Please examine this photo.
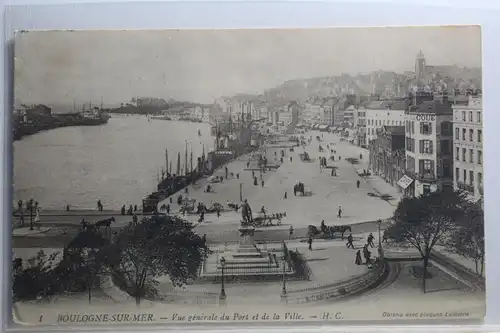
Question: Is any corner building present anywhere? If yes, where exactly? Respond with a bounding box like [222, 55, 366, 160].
[404, 93, 454, 197]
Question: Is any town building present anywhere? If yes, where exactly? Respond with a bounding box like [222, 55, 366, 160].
[365, 100, 407, 143]
[452, 94, 483, 201]
[321, 98, 336, 125]
[352, 105, 367, 147]
[368, 125, 407, 193]
[403, 93, 454, 197]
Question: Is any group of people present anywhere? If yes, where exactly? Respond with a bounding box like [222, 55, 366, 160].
[349, 232, 377, 266]
[16, 199, 41, 228]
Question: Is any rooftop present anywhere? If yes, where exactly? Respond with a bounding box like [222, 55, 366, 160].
[408, 100, 453, 115]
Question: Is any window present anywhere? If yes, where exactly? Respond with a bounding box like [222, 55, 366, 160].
[470, 170, 474, 186]
[456, 167, 460, 181]
[411, 121, 415, 134]
[441, 122, 452, 136]
[469, 111, 473, 122]
[455, 127, 459, 140]
[469, 129, 474, 141]
[478, 150, 482, 165]
[424, 160, 432, 172]
[470, 149, 474, 163]
[462, 111, 466, 121]
[443, 161, 451, 178]
[420, 122, 432, 135]
[462, 148, 466, 162]
[478, 129, 482, 143]
[463, 169, 467, 183]
[455, 147, 459, 160]
[478, 172, 483, 185]
[441, 140, 451, 155]
[477, 111, 482, 123]
[420, 140, 433, 154]
[462, 128, 466, 140]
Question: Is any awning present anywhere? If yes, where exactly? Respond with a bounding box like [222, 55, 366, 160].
[397, 175, 414, 189]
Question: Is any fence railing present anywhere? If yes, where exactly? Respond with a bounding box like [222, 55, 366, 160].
[285, 261, 387, 304]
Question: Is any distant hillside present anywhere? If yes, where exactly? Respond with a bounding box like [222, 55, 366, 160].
[258, 67, 482, 104]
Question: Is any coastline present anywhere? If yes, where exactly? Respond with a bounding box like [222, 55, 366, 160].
[14, 115, 110, 141]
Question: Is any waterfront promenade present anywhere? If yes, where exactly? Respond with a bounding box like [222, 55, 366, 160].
[12, 130, 401, 247]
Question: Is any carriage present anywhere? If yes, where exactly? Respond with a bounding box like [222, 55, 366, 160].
[251, 212, 286, 227]
[299, 152, 310, 162]
[307, 224, 352, 240]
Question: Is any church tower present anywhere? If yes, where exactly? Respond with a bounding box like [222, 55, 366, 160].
[415, 50, 426, 79]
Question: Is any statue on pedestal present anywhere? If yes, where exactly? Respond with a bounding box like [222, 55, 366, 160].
[241, 199, 253, 226]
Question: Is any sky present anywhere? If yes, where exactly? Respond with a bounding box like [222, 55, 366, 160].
[14, 26, 481, 105]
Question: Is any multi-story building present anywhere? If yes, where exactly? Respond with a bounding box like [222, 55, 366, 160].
[322, 98, 336, 125]
[368, 125, 407, 194]
[404, 93, 454, 197]
[365, 100, 407, 143]
[352, 106, 367, 147]
[453, 94, 483, 201]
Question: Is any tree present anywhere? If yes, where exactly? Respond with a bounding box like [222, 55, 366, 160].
[386, 189, 466, 292]
[107, 215, 210, 306]
[449, 204, 485, 276]
[58, 229, 111, 304]
[12, 250, 61, 301]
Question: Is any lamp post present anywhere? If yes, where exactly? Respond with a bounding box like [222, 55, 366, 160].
[28, 198, 34, 231]
[219, 257, 226, 302]
[280, 255, 287, 302]
[377, 219, 384, 261]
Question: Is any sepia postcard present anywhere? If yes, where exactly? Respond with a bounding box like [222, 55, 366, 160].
[11, 26, 485, 327]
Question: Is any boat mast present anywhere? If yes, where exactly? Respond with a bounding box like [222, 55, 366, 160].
[165, 148, 169, 175]
[184, 142, 188, 175]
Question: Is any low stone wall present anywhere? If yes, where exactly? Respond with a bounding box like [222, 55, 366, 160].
[284, 261, 388, 304]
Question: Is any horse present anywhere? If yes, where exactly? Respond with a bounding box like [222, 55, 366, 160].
[307, 225, 321, 238]
[95, 217, 115, 229]
[328, 225, 352, 240]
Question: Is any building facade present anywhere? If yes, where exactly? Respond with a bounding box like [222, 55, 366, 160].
[404, 95, 454, 197]
[365, 100, 407, 143]
[368, 126, 407, 192]
[453, 95, 483, 201]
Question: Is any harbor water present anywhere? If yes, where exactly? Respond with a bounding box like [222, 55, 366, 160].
[13, 115, 214, 210]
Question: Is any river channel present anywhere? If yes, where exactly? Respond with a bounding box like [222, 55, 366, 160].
[13, 115, 214, 210]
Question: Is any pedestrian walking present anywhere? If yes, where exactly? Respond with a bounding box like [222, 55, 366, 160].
[355, 250, 362, 265]
[254, 177, 258, 186]
[284, 192, 287, 199]
[346, 233, 354, 249]
[97, 200, 103, 211]
[236, 173, 239, 179]
[339, 156, 341, 160]
[166, 204, 171, 214]
[357, 180, 361, 188]
[35, 207, 41, 229]
[261, 180, 264, 187]
[19, 211, 24, 226]
[289, 226, 294, 240]
[134, 204, 138, 212]
[382, 232, 388, 243]
[308, 237, 313, 251]
[17, 200, 22, 212]
[217, 207, 221, 218]
[290, 156, 292, 162]
[367, 232, 375, 247]
[337, 206, 342, 218]
[132, 213, 138, 225]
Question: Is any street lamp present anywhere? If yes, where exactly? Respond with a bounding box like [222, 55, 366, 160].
[28, 198, 34, 231]
[280, 255, 287, 301]
[219, 257, 226, 301]
[377, 219, 384, 262]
